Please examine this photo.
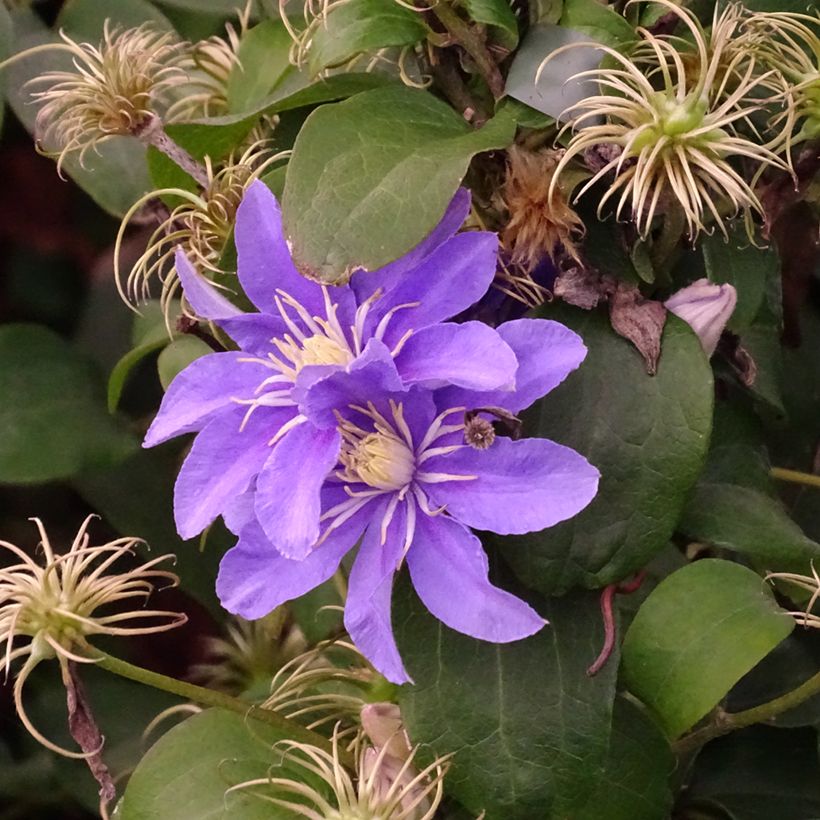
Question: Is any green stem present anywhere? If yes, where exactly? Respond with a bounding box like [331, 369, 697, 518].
[673, 668, 820, 756]
[771, 467, 820, 490]
[94, 653, 353, 767]
[430, 0, 505, 99]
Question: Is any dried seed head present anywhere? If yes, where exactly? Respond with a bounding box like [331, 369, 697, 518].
[228, 723, 450, 820]
[0, 516, 185, 756]
[115, 140, 285, 316]
[464, 414, 496, 450]
[501, 145, 585, 269]
[28, 23, 188, 175]
[165, 4, 252, 120]
[741, 10, 820, 144]
[543, 0, 793, 240]
[261, 639, 383, 738]
[190, 610, 308, 693]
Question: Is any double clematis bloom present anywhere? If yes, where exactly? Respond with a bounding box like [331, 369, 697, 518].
[145, 181, 599, 682]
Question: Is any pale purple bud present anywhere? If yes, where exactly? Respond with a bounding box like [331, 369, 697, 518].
[664, 278, 737, 356]
[360, 702, 411, 762]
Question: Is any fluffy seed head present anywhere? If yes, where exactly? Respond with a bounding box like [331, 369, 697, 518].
[544, 0, 793, 240]
[228, 724, 449, 820]
[0, 516, 184, 755]
[501, 145, 585, 268]
[28, 23, 188, 174]
[115, 140, 284, 316]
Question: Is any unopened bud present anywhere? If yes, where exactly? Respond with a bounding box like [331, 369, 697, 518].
[665, 278, 737, 356]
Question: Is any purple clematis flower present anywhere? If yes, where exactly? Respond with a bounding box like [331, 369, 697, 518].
[144, 181, 516, 558]
[216, 328, 599, 684]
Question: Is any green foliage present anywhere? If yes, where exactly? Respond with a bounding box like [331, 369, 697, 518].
[572, 698, 674, 820]
[225, 20, 295, 113]
[622, 559, 795, 738]
[282, 85, 516, 281]
[462, 0, 519, 49]
[157, 335, 213, 389]
[559, 0, 636, 46]
[0, 324, 135, 483]
[501, 308, 714, 595]
[306, 0, 428, 75]
[119, 709, 300, 820]
[679, 444, 820, 568]
[395, 579, 618, 819]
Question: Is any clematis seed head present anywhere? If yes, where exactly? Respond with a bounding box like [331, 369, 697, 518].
[0, 516, 185, 756]
[27, 23, 188, 176]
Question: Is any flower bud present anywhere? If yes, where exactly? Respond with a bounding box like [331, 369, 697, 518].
[664, 278, 737, 356]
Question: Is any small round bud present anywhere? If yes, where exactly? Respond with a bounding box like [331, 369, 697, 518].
[464, 415, 496, 450]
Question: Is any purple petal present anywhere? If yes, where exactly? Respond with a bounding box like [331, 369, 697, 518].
[365, 232, 499, 349]
[424, 436, 599, 534]
[235, 180, 326, 316]
[143, 352, 271, 447]
[175, 248, 242, 320]
[218, 314, 285, 355]
[394, 322, 517, 390]
[223, 486, 255, 536]
[217, 507, 370, 619]
[351, 188, 471, 302]
[407, 513, 546, 641]
[435, 319, 588, 414]
[345, 499, 410, 685]
[174, 407, 291, 539]
[254, 422, 341, 559]
[298, 339, 404, 429]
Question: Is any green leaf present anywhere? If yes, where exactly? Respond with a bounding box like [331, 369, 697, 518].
[501, 308, 713, 595]
[529, 0, 563, 24]
[307, 0, 428, 75]
[702, 226, 779, 332]
[395, 579, 618, 819]
[560, 0, 636, 46]
[200, 72, 393, 127]
[0, 324, 135, 484]
[226, 20, 294, 113]
[572, 698, 674, 820]
[622, 559, 794, 738]
[678, 445, 820, 568]
[119, 709, 299, 820]
[283, 86, 515, 281]
[462, 0, 519, 49]
[157, 336, 213, 390]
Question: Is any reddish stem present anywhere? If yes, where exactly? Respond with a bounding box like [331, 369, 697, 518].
[586, 571, 647, 677]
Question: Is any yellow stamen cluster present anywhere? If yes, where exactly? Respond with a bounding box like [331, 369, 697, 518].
[28, 23, 188, 175]
[338, 406, 416, 492]
[544, 0, 793, 240]
[0, 517, 184, 756]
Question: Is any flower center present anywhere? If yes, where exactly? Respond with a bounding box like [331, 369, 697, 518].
[341, 430, 415, 491]
[294, 333, 354, 371]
